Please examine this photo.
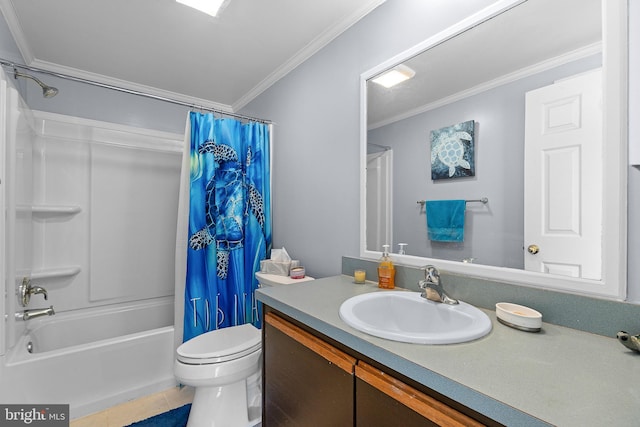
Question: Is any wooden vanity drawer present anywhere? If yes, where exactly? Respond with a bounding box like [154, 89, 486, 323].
[355, 361, 485, 427]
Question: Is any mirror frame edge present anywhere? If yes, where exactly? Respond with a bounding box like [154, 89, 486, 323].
[359, 0, 629, 300]
[601, 0, 628, 300]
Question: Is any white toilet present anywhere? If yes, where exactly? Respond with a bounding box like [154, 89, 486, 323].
[174, 272, 314, 427]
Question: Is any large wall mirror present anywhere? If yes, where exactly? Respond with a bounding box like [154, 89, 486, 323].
[359, 0, 628, 299]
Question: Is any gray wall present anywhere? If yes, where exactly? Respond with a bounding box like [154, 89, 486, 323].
[240, 0, 640, 302]
[240, 0, 499, 277]
[368, 55, 600, 269]
[2, 0, 639, 301]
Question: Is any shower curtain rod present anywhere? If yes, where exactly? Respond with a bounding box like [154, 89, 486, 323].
[0, 59, 272, 124]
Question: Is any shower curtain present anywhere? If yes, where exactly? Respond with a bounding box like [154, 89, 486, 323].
[177, 112, 271, 343]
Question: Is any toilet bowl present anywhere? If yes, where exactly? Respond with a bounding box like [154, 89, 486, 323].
[174, 324, 262, 427]
[175, 272, 315, 426]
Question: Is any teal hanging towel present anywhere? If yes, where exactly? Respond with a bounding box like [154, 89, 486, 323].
[425, 200, 466, 242]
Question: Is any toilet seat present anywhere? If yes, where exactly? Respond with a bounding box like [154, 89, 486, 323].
[177, 323, 261, 365]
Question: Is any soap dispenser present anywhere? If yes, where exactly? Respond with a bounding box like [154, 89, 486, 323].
[377, 244, 396, 289]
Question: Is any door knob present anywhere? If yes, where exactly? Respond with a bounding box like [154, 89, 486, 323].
[527, 244, 539, 255]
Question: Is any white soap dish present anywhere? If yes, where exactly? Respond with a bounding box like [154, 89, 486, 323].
[495, 302, 542, 332]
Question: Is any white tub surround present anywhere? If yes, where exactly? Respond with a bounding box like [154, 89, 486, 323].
[1, 69, 183, 420]
[0, 298, 175, 419]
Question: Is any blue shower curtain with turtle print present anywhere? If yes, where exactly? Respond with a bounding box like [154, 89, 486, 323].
[183, 112, 271, 342]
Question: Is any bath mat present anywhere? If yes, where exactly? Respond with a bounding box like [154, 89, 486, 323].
[126, 404, 191, 427]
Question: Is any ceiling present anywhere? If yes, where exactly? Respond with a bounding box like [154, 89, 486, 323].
[367, 0, 602, 128]
[0, 0, 385, 112]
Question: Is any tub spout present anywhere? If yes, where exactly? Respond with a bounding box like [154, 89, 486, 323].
[15, 306, 55, 321]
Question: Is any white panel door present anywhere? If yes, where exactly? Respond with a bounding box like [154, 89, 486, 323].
[524, 69, 602, 279]
[366, 150, 392, 252]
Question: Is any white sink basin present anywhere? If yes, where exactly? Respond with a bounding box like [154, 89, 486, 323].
[339, 291, 492, 344]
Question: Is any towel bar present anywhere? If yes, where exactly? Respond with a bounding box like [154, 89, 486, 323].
[417, 197, 488, 206]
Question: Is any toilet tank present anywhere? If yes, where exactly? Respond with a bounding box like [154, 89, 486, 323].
[255, 272, 314, 287]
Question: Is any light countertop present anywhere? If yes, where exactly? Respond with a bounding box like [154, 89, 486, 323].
[256, 275, 640, 427]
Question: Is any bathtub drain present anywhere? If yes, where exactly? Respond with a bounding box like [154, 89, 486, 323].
[26, 341, 33, 353]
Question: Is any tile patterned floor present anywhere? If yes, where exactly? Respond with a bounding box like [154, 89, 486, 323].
[70, 386, 195, 427]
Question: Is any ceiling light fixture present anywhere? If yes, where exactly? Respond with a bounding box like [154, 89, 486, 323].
[176, 0, 229, 17]
[371, 64, 416, 88]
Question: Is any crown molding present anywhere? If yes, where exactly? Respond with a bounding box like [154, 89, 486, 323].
[368, 42, 603, 130]
[29, 58, 235, 113]
[233, 0, 387, 111]
[0, 0, 34, 63]
[2, 0, 386, 113]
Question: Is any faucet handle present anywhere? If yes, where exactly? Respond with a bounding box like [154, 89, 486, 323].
[421, 265, 440, 284]
[31, 285, 48, 300]
[418, 266, 459, 305]
[17, 277, 48, 307]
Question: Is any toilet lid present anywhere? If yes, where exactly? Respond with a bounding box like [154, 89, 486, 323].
[177, 323, 261, 365]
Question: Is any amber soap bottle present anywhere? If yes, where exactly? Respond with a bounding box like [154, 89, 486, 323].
[377, 245, 395, 289]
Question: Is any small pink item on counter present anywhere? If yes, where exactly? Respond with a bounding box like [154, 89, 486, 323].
[290, 266, 306, 279]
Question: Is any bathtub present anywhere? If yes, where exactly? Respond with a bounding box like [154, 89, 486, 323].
[0, 297, 177, 419]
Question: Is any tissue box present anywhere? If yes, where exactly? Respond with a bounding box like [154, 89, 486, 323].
[260, 259, 300, 276]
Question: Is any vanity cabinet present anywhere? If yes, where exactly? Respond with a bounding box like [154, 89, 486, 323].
[263, 310, 490, 427]
[264, 311, 356, 426]
[355, 361, 483, 427]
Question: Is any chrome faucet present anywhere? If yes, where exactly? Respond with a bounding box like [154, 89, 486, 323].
[418, 265, 459, 305]
[15, 306, 55, 321]
[18, 277, 48, 307]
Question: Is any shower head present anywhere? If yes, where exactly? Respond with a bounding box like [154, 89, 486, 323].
[42, 85, 59, 98]
[13, 69, 58, 98]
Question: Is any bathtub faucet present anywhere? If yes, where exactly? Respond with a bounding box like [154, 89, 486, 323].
[18, 277, 49, 307]
[15, 306, 55, 321]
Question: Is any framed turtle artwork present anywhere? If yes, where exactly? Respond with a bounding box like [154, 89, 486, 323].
[430, 120, 475, 180]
